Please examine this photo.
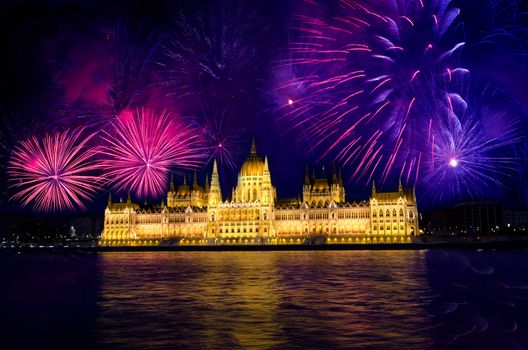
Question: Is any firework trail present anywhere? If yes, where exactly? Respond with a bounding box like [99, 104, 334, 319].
[157, 1, 272, 175]
[8, 128, 102, 212]
[274, 0, 468, 184]
[100, 108, 203, 199]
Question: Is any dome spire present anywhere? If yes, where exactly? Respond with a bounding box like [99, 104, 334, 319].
[251, 137, 257, 154]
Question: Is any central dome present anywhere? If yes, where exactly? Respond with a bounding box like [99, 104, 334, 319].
[240, 139, 265, 177]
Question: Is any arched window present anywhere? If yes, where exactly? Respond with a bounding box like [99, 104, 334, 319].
[373, 211, 377, 217]
[399, 209, 404, 217]
[379, 209, 383, 217]
[211, 213, 215, 221]
[409, 210, 414, 219]
[386, 209, 390, 217]
[264, 212, 268, 220]
[393, 209, 397, 217]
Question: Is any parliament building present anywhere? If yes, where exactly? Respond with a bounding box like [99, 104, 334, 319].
[99, 140, 419, 246]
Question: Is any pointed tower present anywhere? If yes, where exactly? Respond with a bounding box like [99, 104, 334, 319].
[167, 173, 175, 208]
[107, 193, 112, 208]
[261, 156, 275, 204]
[303, 164, 312, 204]
[208, 159, 222, 205]
[338, 168, 343, 186]
[169, 173, 175, 192]
[331, 164, 344, 203]
[372, 180, 376, 196]
[205, 174, 209, 192]
[399, 177, 403, 193]
[126, 192, 132, 203]
[251, 137, 257, 155]
[193, 171, 198, 190]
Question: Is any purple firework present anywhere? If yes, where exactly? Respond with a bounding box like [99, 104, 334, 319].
[100, 108, 203, 199]
[274, 0, 468, 185]
[8, 128, 102, 212]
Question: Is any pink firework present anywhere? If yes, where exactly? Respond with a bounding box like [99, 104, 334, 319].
[8, 128, 102, 212]
[101, 108, 202, 198]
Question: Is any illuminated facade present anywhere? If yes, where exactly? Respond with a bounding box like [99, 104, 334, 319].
[99, 140, 419, 246]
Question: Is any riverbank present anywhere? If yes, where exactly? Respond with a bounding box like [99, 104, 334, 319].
[2, 237, 528, 252]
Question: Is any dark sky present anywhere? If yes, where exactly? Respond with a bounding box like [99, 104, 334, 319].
[1, 0, 527, 215]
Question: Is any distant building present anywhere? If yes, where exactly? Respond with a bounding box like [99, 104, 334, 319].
[504, 209, 528, 227]
[423, 201, 504, 236]
[99, 140, 419, 246]
[456, 202, 503, 235]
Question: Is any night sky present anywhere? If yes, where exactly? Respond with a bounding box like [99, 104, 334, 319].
[1, 0, 528, 215]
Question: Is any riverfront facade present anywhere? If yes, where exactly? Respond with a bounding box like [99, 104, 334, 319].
[99, 141, 419, 246]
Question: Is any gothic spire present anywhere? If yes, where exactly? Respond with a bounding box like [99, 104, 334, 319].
[264, 156, 269, 172]
[250, 137, 257, 154]
[332, 164, 338, 183]
[169, 173, 175, 192]
[193, 171, 198, 189]
[304, 164, 310, 185]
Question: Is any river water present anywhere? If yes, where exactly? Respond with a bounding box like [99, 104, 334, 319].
[1, 250, 528, 349]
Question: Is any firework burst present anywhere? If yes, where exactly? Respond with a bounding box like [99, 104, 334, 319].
[100, 108, 203, 199]
[424, 103, 522, 205]
[8, 128, 102, 212]
[274, 0, 468, 184]
[157, 1, 273, 175]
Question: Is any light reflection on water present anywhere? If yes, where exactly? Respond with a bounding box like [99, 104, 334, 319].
[2, 250, 528, 349]
[95, 251, 433, 349]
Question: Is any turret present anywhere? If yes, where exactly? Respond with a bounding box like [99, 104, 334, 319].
[107, 193, 112, 208]
[264, 156, 269, 173]
[169, 173, 175, 192]
[193, 171, 198, 190]
[208, 159, 222, 205]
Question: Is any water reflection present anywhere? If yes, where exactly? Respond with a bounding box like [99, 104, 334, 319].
[95, 251, 433, 349]
[3, 250, 528, 349]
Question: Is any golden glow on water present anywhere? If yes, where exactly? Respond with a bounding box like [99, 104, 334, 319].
[95, 251, 433, 349]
